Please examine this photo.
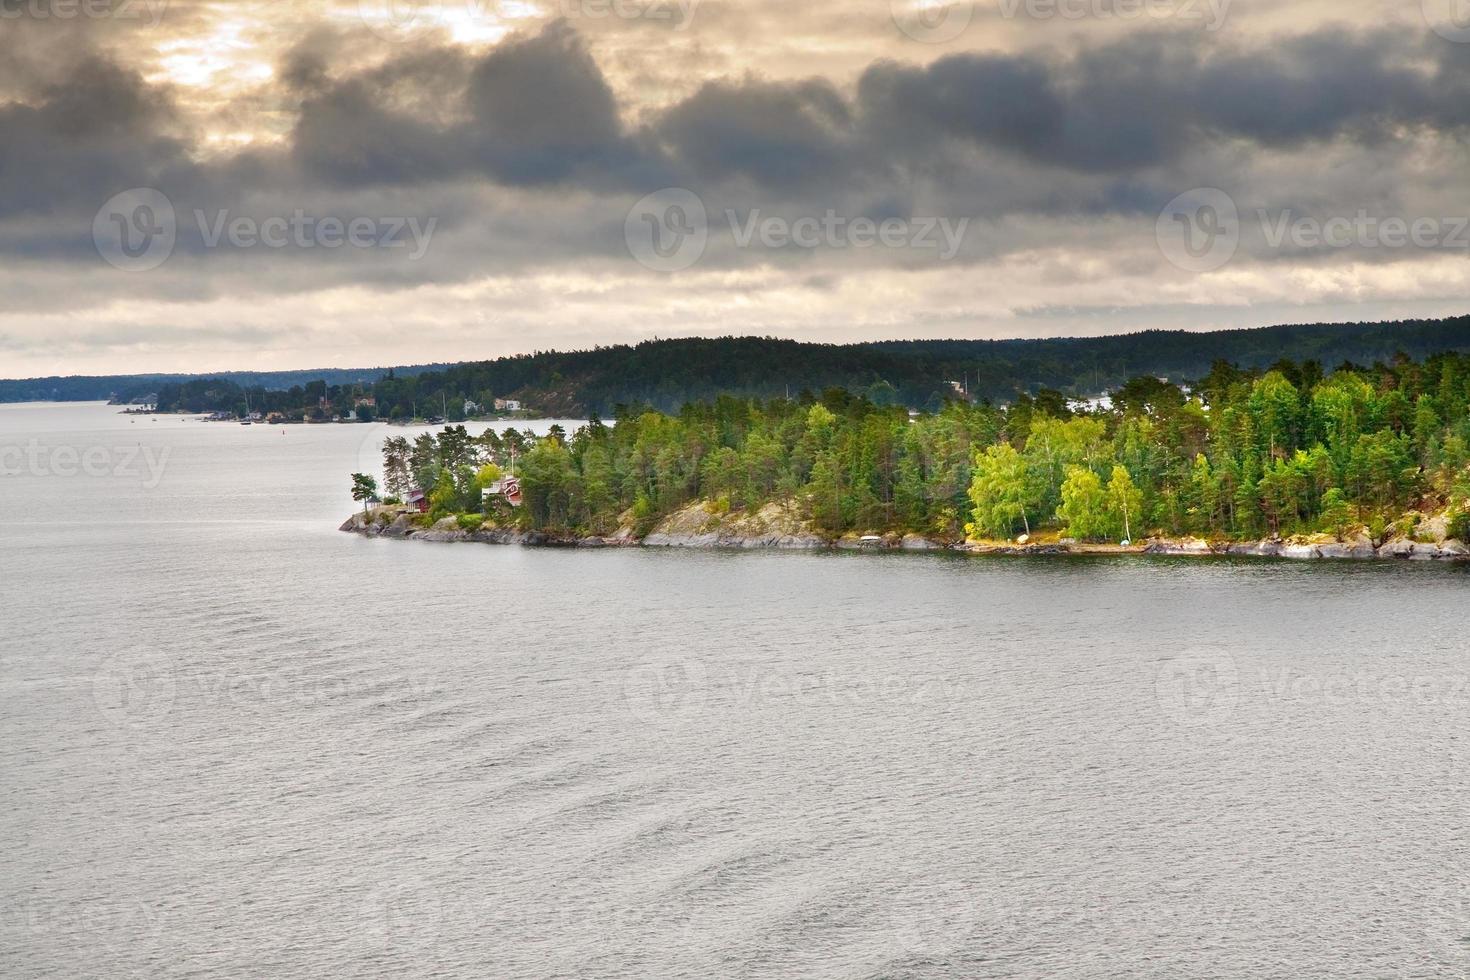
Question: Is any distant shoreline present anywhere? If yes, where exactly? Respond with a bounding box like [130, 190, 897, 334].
[7, 316, 1468, 414]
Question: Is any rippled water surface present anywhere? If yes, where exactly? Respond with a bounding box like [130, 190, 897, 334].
[2, 401, 1467, 978]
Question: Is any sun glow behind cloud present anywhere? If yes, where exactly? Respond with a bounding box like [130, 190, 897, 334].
[140, 2, 513, 147]
[147, 12, 265, 88]
[330, 0, 517, 45]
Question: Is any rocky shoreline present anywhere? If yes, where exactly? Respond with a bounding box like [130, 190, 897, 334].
[341, 503, 1468, 562]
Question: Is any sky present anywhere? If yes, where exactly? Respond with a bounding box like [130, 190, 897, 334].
[1, 0, 1468, 377]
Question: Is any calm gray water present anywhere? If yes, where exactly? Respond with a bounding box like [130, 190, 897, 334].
[2, 401, 1466, 979]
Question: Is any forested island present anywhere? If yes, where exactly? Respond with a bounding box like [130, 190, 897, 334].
[345, 351, 1470, 560]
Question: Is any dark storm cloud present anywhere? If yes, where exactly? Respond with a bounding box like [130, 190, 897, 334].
[466, 20, 626, 180]
[290, 62, 472, 187]
[652, 77, 862, 192]
[6, 16, 1465, 219]
[290, 21, 660, 189]
[0, 55, 193, 219]
[284, 22, 1470, 207]
[1, 15, 1468, 279]
[278, 27, 342, 92]
[853, 30, 1470, 175]
[282, 21, 1470, 203]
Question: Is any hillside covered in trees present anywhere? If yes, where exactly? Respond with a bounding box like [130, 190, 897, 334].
[372, 352, 1470, 546]
[7, 316, 1468, 416]
[0, 365, 450, 406]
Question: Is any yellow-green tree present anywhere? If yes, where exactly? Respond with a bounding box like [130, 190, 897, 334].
[1106, 464, 1143, 542]
[966, 442, 1035, 538]
[1057, 466, 1108, 541]
[427, 467, 461, 518]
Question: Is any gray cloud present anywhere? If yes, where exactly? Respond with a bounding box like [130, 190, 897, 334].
[0, 55, 193, 220]
[289, 22, 659, 189]
[8, 18, 1465, 224]
[466, 20, 625, 178]
[653, 76, 862, 192]
[0, 7, 1466, 375]
[854, 29, 1470, 176]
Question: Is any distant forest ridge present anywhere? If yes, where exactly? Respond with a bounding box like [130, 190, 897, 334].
[3, 316, 1467, 413]
[0, 363, 453, 404]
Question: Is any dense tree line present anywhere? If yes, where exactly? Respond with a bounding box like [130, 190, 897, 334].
[149, 378, 380, 419]
[871, 316, 1470, 404]
[13, 317, 1468, 416]
[338, 317, 1470, 416]
[382, 352, 1470, 543]
[0, 366, 441, 406]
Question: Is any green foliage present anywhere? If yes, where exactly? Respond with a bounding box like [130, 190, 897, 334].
[519, 437, 575, 528]
[631, 492, 658, 535]
[1447, 507, 1470, 543]
[1022, 415, 1107, 519]
[350, 473, 377, 515]
[1317, 487, 1354, 539]
[427, 466, 461, 519]
[100, 317, 1470, 418]
[1057, 466, 1109, 541]
[351, 351, 1469, 543]
[456, 513, 484, 531]
[381, 436, 412, 497]
[966, 442, 1035, 539]
[1186, 454, 1219, 534]
[1106, 465, 1142, 542]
